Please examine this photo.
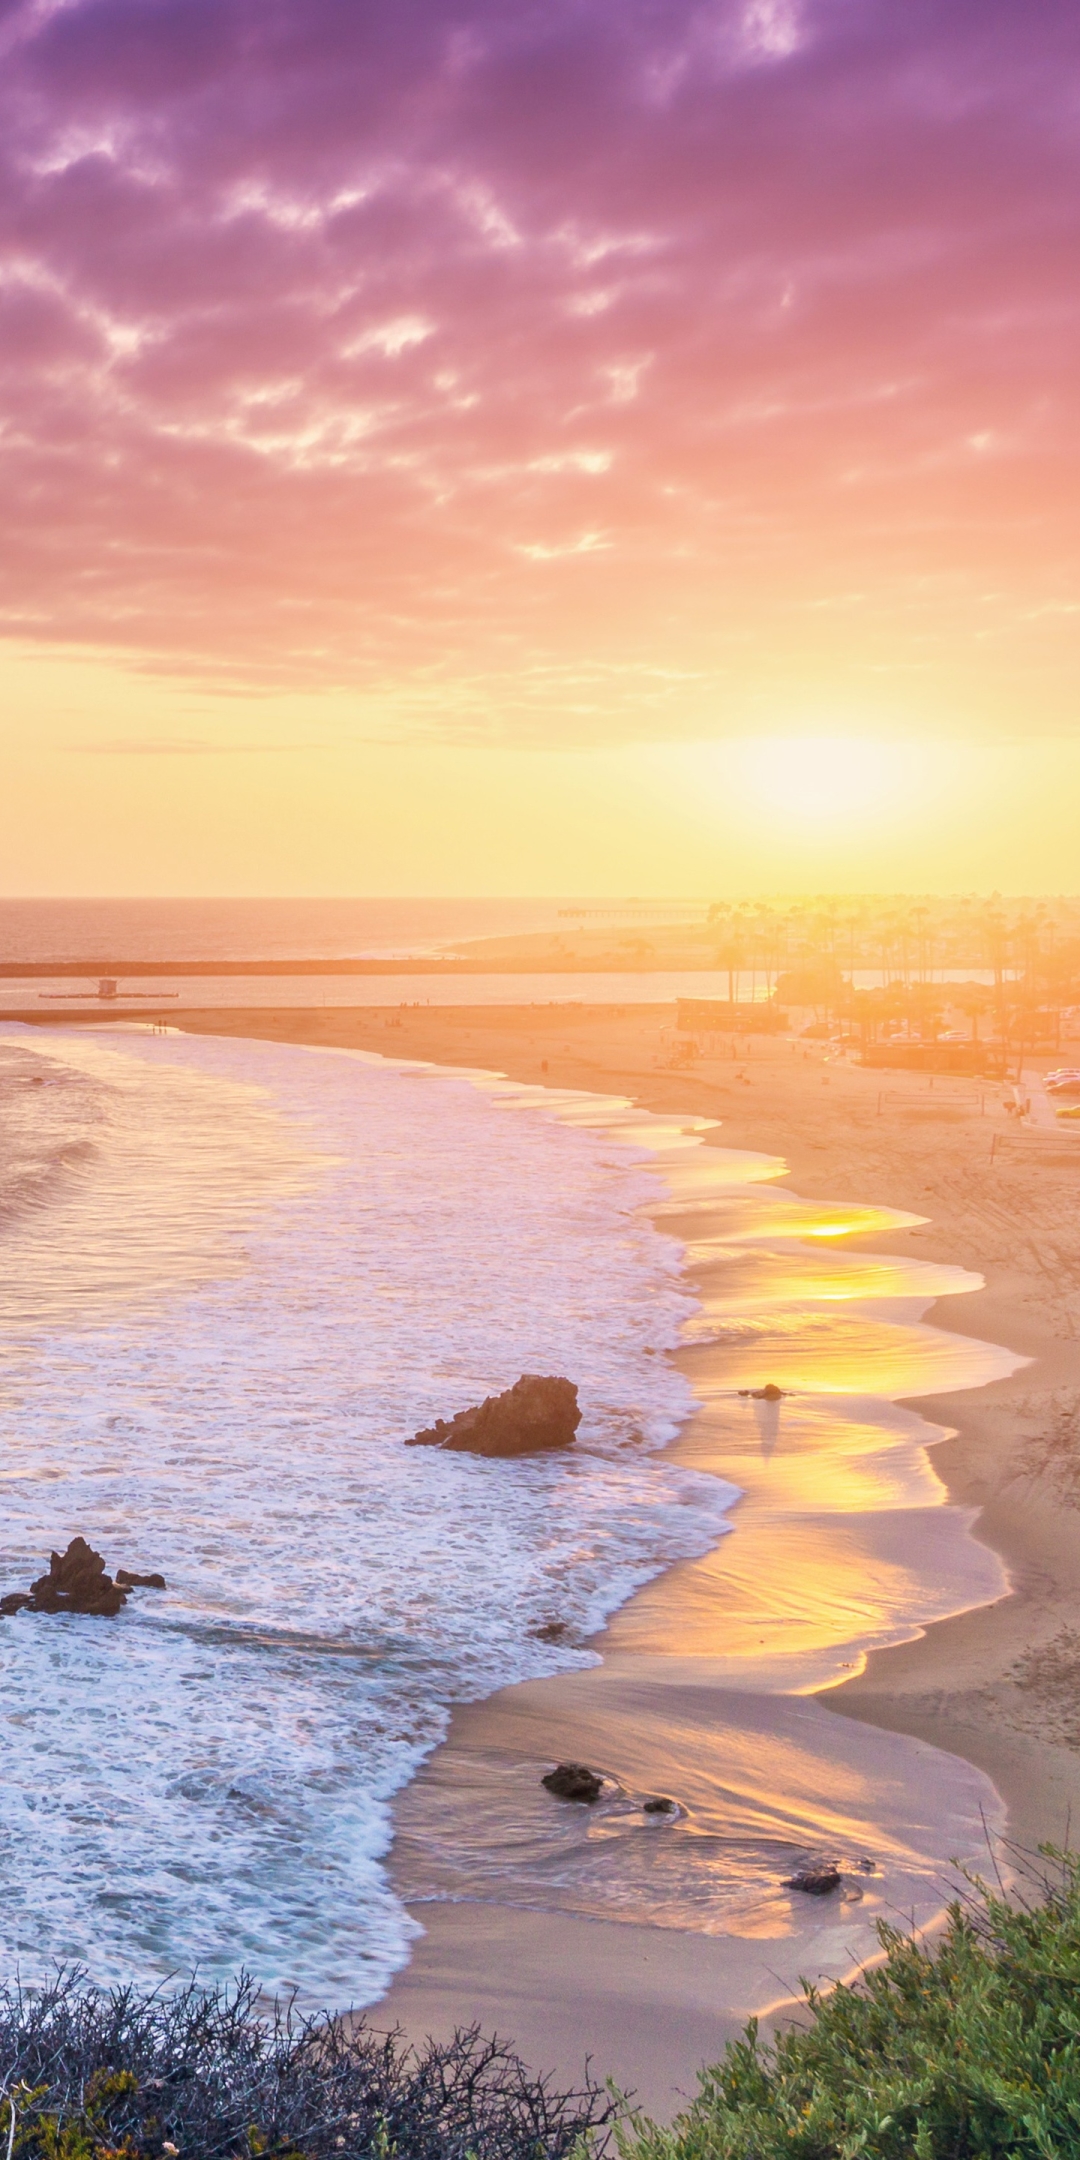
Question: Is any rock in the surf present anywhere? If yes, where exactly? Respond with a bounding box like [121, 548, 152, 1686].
[642, 1795, 679, 1815]
[738, 1383, 787, 1401]
[784, 1865, 842, 1896]
[407, 1374, 581, 1457]
[542, 1761, 604, 1803]
[27, 1537, 129, 1616]
[0, 1537, 168, 1618]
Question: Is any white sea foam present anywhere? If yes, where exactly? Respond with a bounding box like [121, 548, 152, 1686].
[0, 1030, 735, 2002]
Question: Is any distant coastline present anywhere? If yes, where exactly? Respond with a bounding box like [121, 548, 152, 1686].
[0, 955, 742, 977]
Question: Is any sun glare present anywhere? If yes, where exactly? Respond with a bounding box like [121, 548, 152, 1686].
[734, 735, 918, 826]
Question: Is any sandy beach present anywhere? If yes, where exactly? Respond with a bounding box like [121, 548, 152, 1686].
[109, 1001, 1080, 2115]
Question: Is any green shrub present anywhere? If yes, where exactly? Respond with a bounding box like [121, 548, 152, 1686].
[619, 1854, 1080, 2160]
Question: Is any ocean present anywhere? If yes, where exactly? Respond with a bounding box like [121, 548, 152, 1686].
[0, 899, 1004, 1011]
[0, 1025, 734, 2000]
[0, 1012, 1019, 2016]
[0, 898, 683, 965]
[0, 896, 740, 1013]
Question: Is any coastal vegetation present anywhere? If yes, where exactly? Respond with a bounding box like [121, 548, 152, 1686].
[0, 1974, 612, 2160]
[620, 1857, 1080, 2160]
[10, 1864, 1080, 2160]
[451, 895, 1080, 1063]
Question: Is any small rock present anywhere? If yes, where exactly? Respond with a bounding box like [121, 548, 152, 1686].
[642, 1796, 678, 1816]
[0, 1593, 32, 1616]
[531, 1620, 570, 1642]
[784, 1866, 842, 1896]
[116, 1570, 167, 1589]
[738, 1384, 787, 1401]
[541, 1761, 603, 1803]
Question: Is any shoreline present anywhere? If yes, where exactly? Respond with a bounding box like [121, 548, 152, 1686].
[141, 1006, 1071, 2108]
[109, 998, 1077, 2117]
[372, 1090, 1015, 2111]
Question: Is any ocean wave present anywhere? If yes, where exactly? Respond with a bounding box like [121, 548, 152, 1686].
[0, 1029, 732, 2002]
[0, 1045, 103, 1225]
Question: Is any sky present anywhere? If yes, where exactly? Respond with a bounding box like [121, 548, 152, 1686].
[2, 0, 1079, 893]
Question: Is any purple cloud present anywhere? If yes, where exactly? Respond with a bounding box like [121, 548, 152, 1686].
[1, 0, 1079, 737]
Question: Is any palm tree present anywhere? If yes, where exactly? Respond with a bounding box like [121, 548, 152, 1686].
[981, 900, 1012, 1057]
[954, 982, 991, 1044]
[712, 909, 747, 1012]
[906, 901, 933, 985]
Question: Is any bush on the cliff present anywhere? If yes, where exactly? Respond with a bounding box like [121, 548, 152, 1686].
[620, 1854, 1080, 2160]
[0, 1972, 613, 2160]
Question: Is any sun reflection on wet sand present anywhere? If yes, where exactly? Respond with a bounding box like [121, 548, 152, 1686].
[683, 1244, 977, 1307]
[687, 1310, 1018, 1399]
[620, 1148, 1023, 1681]
[393, 1092, 1020, 1989]
[659, 1187, 924, 1238]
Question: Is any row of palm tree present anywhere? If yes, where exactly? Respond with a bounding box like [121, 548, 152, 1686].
[704, 897, 1080, 1053]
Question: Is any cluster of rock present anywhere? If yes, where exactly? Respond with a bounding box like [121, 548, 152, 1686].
[0, 1537, 166, 1618]
[541, 1762, 679, 1816]
[408, 1374, 581, 1458]
[538, 1767, 870, 1901]
[539, 1765, 857, 1891]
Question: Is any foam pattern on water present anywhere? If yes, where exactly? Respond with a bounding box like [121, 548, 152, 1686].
[0, 1031, 733, 2001]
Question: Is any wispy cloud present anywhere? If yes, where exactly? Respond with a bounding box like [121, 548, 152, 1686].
[67, 738, 319, 755]
[1, 0, 1078, 739]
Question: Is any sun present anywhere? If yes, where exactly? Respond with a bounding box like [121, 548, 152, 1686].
[733, 734, 917, 825]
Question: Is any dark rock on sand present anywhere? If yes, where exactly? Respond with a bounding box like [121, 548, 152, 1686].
[738, 1383, 787, 1401]
[784, 1865, 842, 1896]
[408, 1374, 581, 1457]
[116, 1569, 167, 1589]
[542, 1762, 603, 1803]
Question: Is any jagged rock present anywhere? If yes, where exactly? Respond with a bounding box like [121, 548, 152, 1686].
[542, 1761, 603, 1803]
[784, 1865, 842, 1896]
[408, 1375, 581, 1457]
[28, 1538, 128, 1616]
[1, 1539, 168, 1617]
[738, 1383, 787, 1401]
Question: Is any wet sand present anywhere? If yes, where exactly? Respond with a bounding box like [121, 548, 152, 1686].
[144, 1004, 1080, 2114]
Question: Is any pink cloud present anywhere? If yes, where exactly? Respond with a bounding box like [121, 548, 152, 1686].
[1, 0, 1079, 737]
